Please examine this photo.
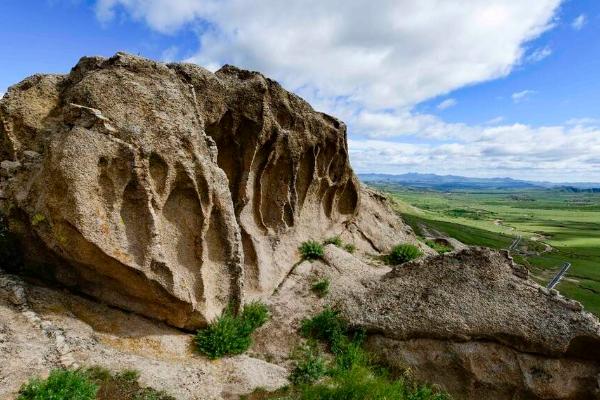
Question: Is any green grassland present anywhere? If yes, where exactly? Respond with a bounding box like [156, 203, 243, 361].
[371, 184, 600, 316]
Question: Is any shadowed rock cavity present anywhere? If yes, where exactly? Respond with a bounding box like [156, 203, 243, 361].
[0, 52, 369, 328]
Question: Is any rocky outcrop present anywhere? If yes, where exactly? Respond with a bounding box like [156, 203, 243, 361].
[0, 268, 288, 399]
[0, 53, 411, 329]
[339, 247, 600, 400]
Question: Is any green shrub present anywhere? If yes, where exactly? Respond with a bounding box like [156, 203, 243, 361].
[311, 279, 330, 298]
[290, 343, 327, 385]
[343, 243, 356, 254]
[300, 308, 347, 351]
[299, 241, 324, 260]
[18, 369, 98, 400]
[386, 244, 422, 265]
[424, 240, 452, 254]
[195, 302, 269, 359]
[298, 365, 449, 400]
[239, 301, 270, 334]
[323, 236, 343, 247]
[84, 366, 174, 400]
[293, 309, 450, 400]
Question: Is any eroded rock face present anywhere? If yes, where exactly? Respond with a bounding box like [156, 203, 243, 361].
[0, 53, 373, 328]
[340, 247, 600, 400]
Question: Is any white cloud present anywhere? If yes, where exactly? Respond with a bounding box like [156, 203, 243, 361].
[91, 0, 598, 181]
[437, 98, 457, 110]
[525, 46, 552, 63]
[95, 0, 561, 110]
[571, 14, 587, 30]
[349, 122, 600, 181]
[512, 90, 535, 103]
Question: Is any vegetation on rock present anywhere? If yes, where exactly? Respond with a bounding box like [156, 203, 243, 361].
[323, 236, 343, 247]
[424, 240, 452, 254]
[195, 301, 269, 359]
[18, 369, 98, 400]
[17, 367, 174, 400]
[311, 279, 330, 298]
[299, 241, 324, 260]
[386, 244, 423, 265]
[290, 343, 327, 385]
[278, 309, 450, 399]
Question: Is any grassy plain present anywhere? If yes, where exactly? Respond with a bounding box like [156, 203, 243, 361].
[370, 184, 600, 316]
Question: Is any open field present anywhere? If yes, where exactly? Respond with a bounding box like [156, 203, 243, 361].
[370, 184, 600, 316]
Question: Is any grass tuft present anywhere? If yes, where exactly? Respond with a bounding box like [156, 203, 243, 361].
[289, 309, 450, 400]
[290, 343, 327, 385]
[323, 236, 343, 247]
[195, 301, 269, 359]
[343, 243, 356, 254]
[385, 244, 422, 265]
[18, 369, 98, 400]
[424, 240, 452, 254]
[299, 241, 324, 260]
[311, 279, 330, 298]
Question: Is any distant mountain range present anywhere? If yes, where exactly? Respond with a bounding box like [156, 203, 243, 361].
[358, 173, 600, 191]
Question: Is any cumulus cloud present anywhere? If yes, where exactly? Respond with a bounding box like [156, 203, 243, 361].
[437, 98, 457, 110]
[95, 0, 560, 109]
[512, 90, 535, 103]
[572, 14, 587, 30]
[350, 121, 600, 181]
[91, 0, 596, 181]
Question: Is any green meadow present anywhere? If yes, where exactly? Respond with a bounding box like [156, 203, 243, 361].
[371, 184, 600, 317]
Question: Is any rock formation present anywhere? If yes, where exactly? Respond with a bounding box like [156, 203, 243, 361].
[0, 52, 413, 329]
[340, 247, 600, 400]
[2, 53, 599, 400]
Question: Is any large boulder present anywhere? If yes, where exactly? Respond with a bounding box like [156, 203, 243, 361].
[339, 247, 600, 400]
[0, 53, 411, 328]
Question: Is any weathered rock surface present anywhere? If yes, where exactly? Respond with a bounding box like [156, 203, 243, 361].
[339, 247, 600, 400]
[0, 269, 288, 400]
[0, 53, 413, 328]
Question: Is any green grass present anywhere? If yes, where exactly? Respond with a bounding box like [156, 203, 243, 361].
[195, 301, 269, 359]
[290, 343, 327, 385]
[283, 309, 450, 400]
[311, 279, 330, 298]
[424, 240, 452, 254]
[371, 184, 600, 316]
[323, 236, 343, 247]
[18, 369, 98, 400]
[299, 241, 325, 260]
[18, 367, 173, 400]
[385, 244, 423, 265]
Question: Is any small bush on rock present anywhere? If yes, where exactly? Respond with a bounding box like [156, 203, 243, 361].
[386, 244, 422, 265]
[311, 279, 330, 298]
[290, 343, 327, 385]
[299, 240, 324, 260]
[195, 301, 269, 359]
[323, 236, 343, 247]
[18, 369, 98, 400]
[292, 309, 450, 400]
[343, 243, 356, 254]
[84, 366, 174, 400]
[424, 240, 452, 254]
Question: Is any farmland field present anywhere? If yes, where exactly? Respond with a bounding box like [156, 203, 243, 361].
[369, 183, 600, 317]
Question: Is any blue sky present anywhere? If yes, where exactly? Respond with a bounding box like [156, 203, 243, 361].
[1, 1, 599, 182]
